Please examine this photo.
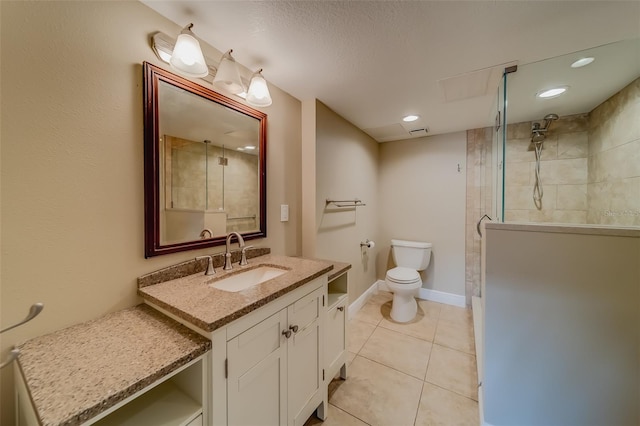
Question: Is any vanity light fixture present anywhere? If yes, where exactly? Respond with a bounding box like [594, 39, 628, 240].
[169, 24, 209, 78]
[402, 115, 419, 122]
[212, 50, 246, 95]
[571, 57, 595, 68]
[151, 31, 273, 106]
[536, 86, 569, 99]
[237, 147, 245, 151]
[246, 69, 273, 107]
[244, 145, 256, 150]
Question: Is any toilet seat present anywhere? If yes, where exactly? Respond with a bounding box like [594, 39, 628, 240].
[386, 267, 420, 284]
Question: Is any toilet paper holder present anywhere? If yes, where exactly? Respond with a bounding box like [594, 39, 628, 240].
[360, 239, 375, 249]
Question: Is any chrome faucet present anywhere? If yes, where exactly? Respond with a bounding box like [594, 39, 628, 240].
[196, 255, 216, 275]
[223, 232, 245, 270]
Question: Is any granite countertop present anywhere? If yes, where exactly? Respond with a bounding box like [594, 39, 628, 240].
[322, 259, 351, 281]
[138, 254, 334, 333]
[16, 304, 211, 426]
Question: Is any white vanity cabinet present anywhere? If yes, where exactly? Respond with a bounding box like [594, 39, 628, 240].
[325, 270, 349, 382]
[210, 275, 328, 426]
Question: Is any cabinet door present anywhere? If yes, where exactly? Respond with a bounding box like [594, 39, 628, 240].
[227, 309, 288, 426]
[325, 297, 347, 379]
[287, 288, 323, 426]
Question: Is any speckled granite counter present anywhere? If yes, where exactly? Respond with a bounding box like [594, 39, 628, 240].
[17, 304, 210, 426]
[323, 260, 350, 281]
[138, 254, 333, 333]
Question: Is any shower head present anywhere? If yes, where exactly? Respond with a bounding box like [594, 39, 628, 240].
[531, 131, 546, 143]
[542, 113, 559, 131]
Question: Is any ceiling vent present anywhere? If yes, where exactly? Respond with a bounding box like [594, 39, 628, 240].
[408, 128, 428, 137]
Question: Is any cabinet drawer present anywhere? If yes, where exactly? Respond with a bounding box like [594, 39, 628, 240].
[325, 295, 347, 375]
[289, 289, 320, 331]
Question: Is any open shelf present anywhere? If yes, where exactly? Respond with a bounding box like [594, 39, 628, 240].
[327, 292, 347, 310]
[93, 379, 202, 426]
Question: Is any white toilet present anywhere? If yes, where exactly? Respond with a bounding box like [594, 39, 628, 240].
[385, 239, 432, 323]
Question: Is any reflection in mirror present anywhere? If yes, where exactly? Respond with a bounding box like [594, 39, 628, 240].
[144, 62, 266, 257]
[503, 37, 640, 227]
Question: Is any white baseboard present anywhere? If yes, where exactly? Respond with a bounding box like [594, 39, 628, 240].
[377, 281, 466, 307]
[348, 281, 379, 320]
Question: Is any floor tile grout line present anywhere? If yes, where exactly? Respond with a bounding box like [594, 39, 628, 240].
[328, 403, 372, 425]
[422, 379, 480, 403]
[413, 370, 427, 426]
[355, 351, 429, 382]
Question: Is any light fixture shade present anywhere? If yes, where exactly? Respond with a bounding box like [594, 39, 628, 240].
[212, 50, 245, 95]
[170, 24, 208, 78]
[246, 69, 272, 107]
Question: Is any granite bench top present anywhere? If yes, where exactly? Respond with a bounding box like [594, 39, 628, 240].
[138, 254, 334, 333]
[16, 304, 211, 426]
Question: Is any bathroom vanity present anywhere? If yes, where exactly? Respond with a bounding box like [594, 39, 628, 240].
[138, 254, 337, 426]
[14, 253, 350, 426]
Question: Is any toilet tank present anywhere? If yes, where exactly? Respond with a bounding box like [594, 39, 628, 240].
[391, 239, 432, 271]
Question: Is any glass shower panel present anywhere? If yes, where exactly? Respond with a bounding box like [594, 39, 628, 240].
[500, 38, 639, 227]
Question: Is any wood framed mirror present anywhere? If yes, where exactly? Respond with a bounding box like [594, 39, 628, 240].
[143, 62, 267, 257]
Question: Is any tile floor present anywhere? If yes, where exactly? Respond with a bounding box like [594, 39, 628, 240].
[306, 291, 479, 426]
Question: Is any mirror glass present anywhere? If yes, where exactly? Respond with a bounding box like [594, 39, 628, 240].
[144, 62, 267, 257]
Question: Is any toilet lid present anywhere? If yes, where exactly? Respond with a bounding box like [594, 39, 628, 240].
[386, 267, 420, 283]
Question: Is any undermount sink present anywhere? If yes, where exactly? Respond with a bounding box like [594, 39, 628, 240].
[208, 266, 288, 292]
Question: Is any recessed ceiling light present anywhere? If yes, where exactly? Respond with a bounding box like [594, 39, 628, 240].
[244, 145, 256, 150]
[536, 86, 569, 99]
[402, 115, 419, 122]
[571, 57, 595, 68]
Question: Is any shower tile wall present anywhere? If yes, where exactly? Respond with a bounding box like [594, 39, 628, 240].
[588, 78, 640, 226]
[504, 114, 589, 223]
[164, 135, 260, 233]
[465, 127, 493, 306]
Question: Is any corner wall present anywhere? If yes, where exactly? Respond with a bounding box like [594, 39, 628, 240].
[378, 132, 467, 300]
[314, 101, 379, 302]
[0, 3, 302, 424]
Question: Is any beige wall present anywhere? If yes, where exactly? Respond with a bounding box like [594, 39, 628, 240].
[504, 114, 589, 224]
[0, 2, 302, 423]
[378, 132, 467, 298]
[588, 77, 640, 226]
[314, 101, 380, 302]
[484, 225, 640, 425]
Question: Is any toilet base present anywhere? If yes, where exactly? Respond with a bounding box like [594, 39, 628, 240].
[390, 292, 418, 323]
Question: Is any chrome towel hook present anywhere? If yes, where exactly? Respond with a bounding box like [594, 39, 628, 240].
[0, 303, 44, 334]
[1, 302, 44, 369]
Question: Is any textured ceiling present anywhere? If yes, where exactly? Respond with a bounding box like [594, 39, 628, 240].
[142, 1, 640, 141]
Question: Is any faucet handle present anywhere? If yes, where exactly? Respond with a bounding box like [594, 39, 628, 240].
[240, 246, 254, 266]
[196, 256, 216, 276]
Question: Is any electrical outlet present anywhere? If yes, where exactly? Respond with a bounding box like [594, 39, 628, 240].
[280, 204, 289, 222]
